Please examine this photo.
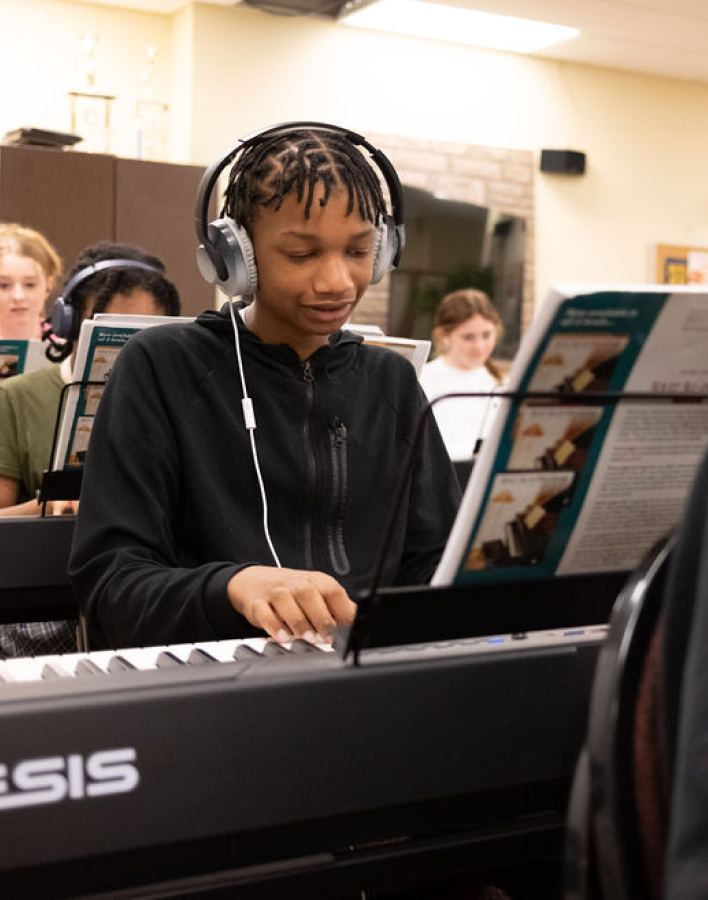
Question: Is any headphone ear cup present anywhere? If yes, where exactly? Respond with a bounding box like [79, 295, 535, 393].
[196, 218, 258, 297]
[49, 297, 74, 340]
[370, 215, 398, 285]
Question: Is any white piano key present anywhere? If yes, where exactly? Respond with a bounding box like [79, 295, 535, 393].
[0, 657, 48, 682]
[0, 634, 342, 686]
[115, 645, 172, 670]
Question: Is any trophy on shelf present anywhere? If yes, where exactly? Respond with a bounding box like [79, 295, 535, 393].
[133, 42, 170, 162]
[68, 32, 115, 154]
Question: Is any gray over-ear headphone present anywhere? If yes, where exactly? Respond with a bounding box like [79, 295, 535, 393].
[194, 121, 406, 298]
[49, 259, 162, 339]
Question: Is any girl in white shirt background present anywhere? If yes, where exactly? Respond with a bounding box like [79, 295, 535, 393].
[420, 288, 505, 470]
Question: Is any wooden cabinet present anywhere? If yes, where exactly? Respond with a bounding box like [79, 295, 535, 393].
[0, 144, 215, 317]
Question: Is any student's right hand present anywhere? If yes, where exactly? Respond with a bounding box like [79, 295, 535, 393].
[226, 566, 356, 644]
[50, 499, 80, 516]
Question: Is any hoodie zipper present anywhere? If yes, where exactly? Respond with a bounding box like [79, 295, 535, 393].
[327, 416, 351, 576]
[301, 360, 316, 570]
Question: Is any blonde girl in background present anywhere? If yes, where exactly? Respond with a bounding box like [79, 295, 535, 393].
[0, 224, 62, 339]
[420, 288, 504, 464]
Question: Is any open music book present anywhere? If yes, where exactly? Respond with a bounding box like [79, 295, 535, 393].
[433, 284, 708, 586]
[0, 339, 50, 379]
[51, 314, 194, 471]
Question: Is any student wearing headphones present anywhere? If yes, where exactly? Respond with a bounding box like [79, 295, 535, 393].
[0, 241, 181, 519]
[69, 122, 461, 651]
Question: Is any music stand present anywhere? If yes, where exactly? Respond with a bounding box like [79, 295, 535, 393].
[344, 390, 708, 664]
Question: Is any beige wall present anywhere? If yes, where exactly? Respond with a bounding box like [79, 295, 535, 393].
[0, 0, 172, 160]
[2, 0, 708, 312]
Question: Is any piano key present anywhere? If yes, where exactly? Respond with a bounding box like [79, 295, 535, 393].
[261, 641, 289, 657]
[63, 650, 122, 675]
[107, 655, 137, 673]
[41, 661, 72, 679]
[155, 651, 186, 668]
[187, 648, 219, 665]
[288, 639, 325, 654]
[0, 656, 51, 682]
[114, 645, 172, 670]
[193, 639, 246, 662]
[74, 658, 105, 677]
[232, 644, 262, 662]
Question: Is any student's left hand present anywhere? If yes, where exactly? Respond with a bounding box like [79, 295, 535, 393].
[226, 565, 356, 643]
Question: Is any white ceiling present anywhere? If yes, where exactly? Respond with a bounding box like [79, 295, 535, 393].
[73, 0, 708, 84]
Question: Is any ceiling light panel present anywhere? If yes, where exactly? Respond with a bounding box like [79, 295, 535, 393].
[340, 0, 579, 53]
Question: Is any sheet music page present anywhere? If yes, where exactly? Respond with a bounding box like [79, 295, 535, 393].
[52, 314, 194, 471]
[0, 339, 50, 379]
[433, 284, 708, 586]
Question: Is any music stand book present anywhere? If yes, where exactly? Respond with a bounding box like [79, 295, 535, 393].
[0, 338, 51, 379]
[346, 284, 708, 657]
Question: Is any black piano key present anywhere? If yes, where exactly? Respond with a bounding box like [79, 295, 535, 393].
[187, 648, 219, 665]
[41, 662, 71, 679]
[288, 639, 323, 654]
[232, 644, 262, 662]
[262, 641, 289, 657]
[155, 651, 186, 668]
[107, 655, 136, 673]
[75, 658, 105, 676]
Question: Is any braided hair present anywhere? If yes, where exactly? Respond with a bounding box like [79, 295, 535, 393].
[45, 241, 181, 362]
[222, 128, 388, 234]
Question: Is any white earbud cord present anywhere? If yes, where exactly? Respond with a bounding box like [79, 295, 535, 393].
[227, 300, 282, 568]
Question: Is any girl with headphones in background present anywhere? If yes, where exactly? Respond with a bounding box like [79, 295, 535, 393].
[0, 242, 181, 659]
[0, 241, 181, 520]
[70, 122, 461, 652]
[0, 223, 62, 340]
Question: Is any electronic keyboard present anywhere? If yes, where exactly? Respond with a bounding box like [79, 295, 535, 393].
[0, 626, 606, 897]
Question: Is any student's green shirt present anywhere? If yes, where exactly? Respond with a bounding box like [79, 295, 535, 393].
[0, 365, 64, 503]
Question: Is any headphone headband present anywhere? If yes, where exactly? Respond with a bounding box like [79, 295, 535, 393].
[194, 121, 406, 285]
[49, 258, 164, 340]
[59, 258, 162, 305]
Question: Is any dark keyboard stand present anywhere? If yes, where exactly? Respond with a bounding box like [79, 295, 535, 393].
[0, 516, 77, 623]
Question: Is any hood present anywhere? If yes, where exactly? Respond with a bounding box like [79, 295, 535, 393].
[196, 301, 364, 378]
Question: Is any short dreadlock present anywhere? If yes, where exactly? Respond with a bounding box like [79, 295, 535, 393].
[222, 129, 388, 235]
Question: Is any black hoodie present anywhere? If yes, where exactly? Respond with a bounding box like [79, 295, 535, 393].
[69, 303, 460, 649]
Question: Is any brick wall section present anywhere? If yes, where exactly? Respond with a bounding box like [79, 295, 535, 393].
[352, 133, 535, 338]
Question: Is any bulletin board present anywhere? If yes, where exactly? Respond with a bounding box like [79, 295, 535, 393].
[656, 244, 708, 284]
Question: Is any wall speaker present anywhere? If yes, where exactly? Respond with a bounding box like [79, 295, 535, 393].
[540, 149, 586, 175]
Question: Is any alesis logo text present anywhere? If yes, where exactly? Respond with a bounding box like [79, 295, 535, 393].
[0, 748, 139, 810]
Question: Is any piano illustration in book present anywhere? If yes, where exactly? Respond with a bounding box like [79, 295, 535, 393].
[529, 332, 629, 395]
[466, 471, 575, 570]
[508, 404, 603, 475]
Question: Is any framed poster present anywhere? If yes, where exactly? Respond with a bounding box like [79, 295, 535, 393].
[656, 244, 708, 285]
